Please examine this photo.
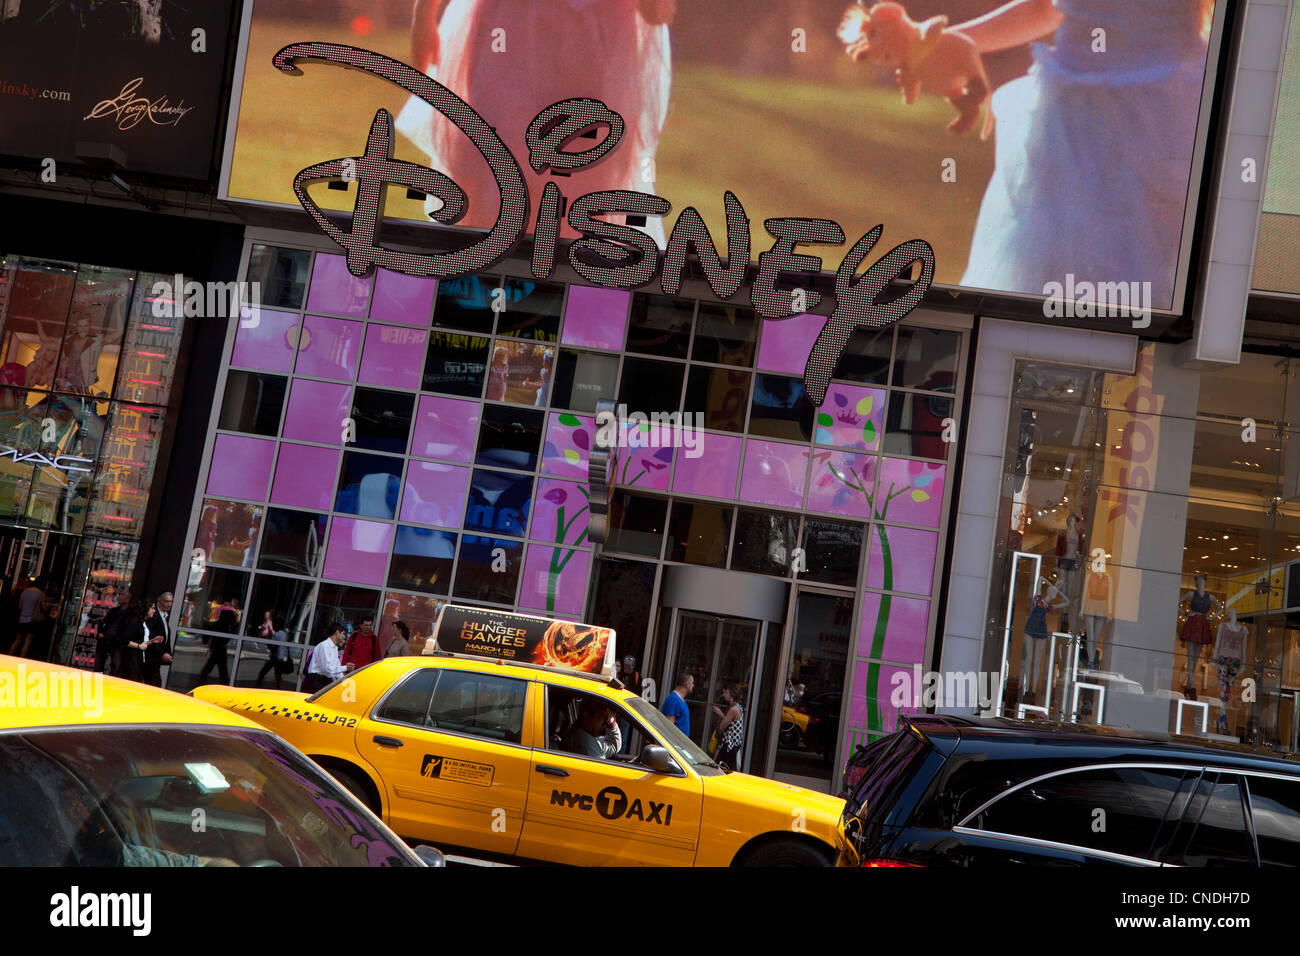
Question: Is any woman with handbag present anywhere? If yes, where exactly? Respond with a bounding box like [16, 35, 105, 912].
[712, 685, 744, 771]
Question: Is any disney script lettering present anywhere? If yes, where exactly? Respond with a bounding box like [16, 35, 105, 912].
[273, 42, 937, 404]
[84, 77, 195, 130]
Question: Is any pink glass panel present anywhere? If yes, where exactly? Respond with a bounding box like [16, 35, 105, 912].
[270, 443, 341, 512]
[755, 312, 824, 375]
[615, 421, 674, 492]
[411, 395, 480, 462]
[816, 383, 885, 450]
[295, 314, 363, 381]
[323, 517, 393, 586]
[206, 435, 274, 501]
[231, 308, 298, 372]
[866, 526, 938, 596]
[399, 461, 469, 530]
[370, 270, 436, 326]
[876, 458, 946, 528]
[561, 285, 629, 351]
[738, 439, 807, 509]
[305, 253, 371, 317]
[360, 324, 427, 390]
[806, 450, 875, 519]
[531, 478, 589, 545]
[519, 544, 591, 618]
[851, 661, 922, 734]
[857, 593, 930, 664]
[541, 412, 593, 480]
[281, 379, 352, 446]
[672, 433, 739, 498]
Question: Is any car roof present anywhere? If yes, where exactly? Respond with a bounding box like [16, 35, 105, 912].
[0, 655, 262, 732]
[905, 714, 1300, 773]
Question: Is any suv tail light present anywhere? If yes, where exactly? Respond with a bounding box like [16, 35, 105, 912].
[862, 859, 922, 867]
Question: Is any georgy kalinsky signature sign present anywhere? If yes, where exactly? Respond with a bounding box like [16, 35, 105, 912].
[0, 446, 93, 474]
[272, 42, 937, 405]
[84, 77, 195, 130]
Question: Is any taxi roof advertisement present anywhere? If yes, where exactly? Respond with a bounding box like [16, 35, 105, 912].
[218, 0, 1228, 315]
[433, 604, 616, 676]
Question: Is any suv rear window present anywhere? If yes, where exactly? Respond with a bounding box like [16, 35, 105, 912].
[845, 728, 929, 822]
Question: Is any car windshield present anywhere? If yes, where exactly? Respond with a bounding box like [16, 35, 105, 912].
[626, 697, 724, 775]
[0, 726, 421, 867]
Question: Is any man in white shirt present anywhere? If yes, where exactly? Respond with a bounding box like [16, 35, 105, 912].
[564, 699, 622, 760]
[303, 623, 352, 693]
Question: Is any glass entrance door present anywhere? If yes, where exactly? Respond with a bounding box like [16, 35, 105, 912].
[669, 611, 761, 771]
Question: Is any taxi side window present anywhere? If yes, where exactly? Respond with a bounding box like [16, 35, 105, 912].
[375, 668, 439, 727]
[427, 670, 527, 744]
[545, 686, 649, 761]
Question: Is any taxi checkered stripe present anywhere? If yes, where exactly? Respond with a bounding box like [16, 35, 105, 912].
[225, 699, 355, 726]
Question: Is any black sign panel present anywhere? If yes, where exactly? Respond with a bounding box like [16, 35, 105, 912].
[0, 0, 235, 179]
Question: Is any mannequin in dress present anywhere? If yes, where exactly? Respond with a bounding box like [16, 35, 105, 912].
[1022, 576, 1068, 705]
[1212, 607, 1247, 735]
[1081, 566, 1113, 670]
[1054, 514, 1084, 628]
[1178, 573, 1221, 701]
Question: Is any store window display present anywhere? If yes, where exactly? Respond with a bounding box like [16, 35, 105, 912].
[1213, 609, 1248, 735]
[1177, 574, 1222, 701]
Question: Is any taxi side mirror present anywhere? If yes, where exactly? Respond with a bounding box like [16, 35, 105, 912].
[639, 744, 678, 774]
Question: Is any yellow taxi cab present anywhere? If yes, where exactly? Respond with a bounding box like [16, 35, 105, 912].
[0, 654, 431, 867]
[193, 605, 846, 866]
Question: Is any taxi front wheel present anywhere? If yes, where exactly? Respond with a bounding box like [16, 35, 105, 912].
[739, 839, 834, 867]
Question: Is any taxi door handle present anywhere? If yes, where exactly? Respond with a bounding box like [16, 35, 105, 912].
[373, 735, 404, 748]
[536, 765, 569, 777]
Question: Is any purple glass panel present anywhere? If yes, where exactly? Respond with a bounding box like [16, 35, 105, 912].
[672, 433, 739, 498]
[866, 526, 938, 596]
[852, 661, 922, 734]
[857, 593, 930, 665]
[359, 324, 427, 390]
[531, 477, 589, 544]
[281, 379, 352, 446]
[615, 420, 673, 491]
[270, 443, 341, 512]
[305, 253, 372, 317]
[541, 412, 593, 480]
[323, 517, 393, 586]
[519, 544, 591, 618]
[816, 383, 885, 450]
[876, 458, 946, 528]
[206, 435, 274, 501]
[755, 312, 824, 375]
[806, 450, 874, 519]
[738, 439, 807, 509]
[561, 285, 629, 351]
[231, 308, 299, 372]
[411, 395, 480, 462]
[295, 314, 363, 381]
[370, 270, 436, 326]
[400, 461, 469, 530]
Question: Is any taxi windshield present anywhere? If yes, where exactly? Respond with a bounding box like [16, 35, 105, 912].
[626, 697, 724, 775]
[0, 726, 420, 867]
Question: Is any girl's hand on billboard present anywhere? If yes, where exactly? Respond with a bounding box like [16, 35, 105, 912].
[638, 0, 677, 26]
[411, 0, 441, 72]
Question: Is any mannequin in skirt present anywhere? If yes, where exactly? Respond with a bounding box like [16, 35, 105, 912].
[1178, 574, 1221, 701]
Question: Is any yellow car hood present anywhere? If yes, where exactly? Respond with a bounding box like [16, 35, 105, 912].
[701, 770, 845, 819]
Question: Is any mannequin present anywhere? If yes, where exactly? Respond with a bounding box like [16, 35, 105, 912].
[1212, 608, 1247, 735]
[1081, 565, 1113, 670]
[1178, 573, 1221, 701]
[1022, 576, 1068, 705]
[1054, 514, 1084, 629]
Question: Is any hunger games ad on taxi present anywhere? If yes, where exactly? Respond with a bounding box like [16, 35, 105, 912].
[435, 605, 615, 674]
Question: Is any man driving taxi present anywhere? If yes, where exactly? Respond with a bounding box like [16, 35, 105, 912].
[564, 698, 622, 760]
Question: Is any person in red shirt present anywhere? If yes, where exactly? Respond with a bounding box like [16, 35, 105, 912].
[341, 616, 382, 670]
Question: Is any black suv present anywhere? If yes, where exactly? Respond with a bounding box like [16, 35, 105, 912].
[837, 715, 1300, 867]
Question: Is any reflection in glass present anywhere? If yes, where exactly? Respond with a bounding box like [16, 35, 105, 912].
[618, 356, 684, 414]
[388, 526, 456, 594]
[432, 274, 498, 334]
[892, 327, 960, 392]
[666, 501, 731, 567]
[475, 404, 543, 471]
[0, 256, 76, 392]
[884, 390, 953, 461]
[247, 573, 317, 645]
[119, 279, 184, 405]
[730, 509, 796, 577]
[495, 278, 562, 341]
[180, 566, 250, 632]
[192, 498, 265, 569]
[234, 641, 305, 690]
[684, 365, 750, 433]
[692, 303, 757, 367]
[606, 491, 666, 558]
[218, 371, 287, 436]
[85, 402, 163, 538]
[454, 536, 522, 603]
[749, 374, 813, 442]
[800, 519, 863, 587]
[627, 294, 692, 358]
[423, 331, 489, 396]
[836, 326, 892, 385]
[464, 469, 532, 536]
[551, 349, 618, 412]
[335, 452, 401, 518]
[378, 591, 446, 654]
[247, 244, 310, 310]
[349, 387, 414, 454]
[489, 340, 555, 406]
[54, 266, 132, 396]
[775, 592, 852, 782]
[256, 507, 325, 575]
[311, 583, 380, 643]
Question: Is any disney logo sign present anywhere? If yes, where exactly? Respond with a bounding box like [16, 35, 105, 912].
[83, 77, 194, 131]
[273, 42, 936, 405]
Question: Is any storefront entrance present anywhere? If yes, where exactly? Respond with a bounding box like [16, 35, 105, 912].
[668, 612, 762, 761]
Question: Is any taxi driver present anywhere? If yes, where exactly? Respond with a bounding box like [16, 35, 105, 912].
[566, 699, 622, 760]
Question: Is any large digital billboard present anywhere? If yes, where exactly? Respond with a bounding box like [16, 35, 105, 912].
[1255, 0, 1300, 296]
[221, 0, 1226, 313]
